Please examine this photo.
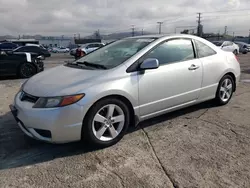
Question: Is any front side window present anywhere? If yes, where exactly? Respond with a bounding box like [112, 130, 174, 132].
[195, 40, 216, 58]
[223, 41, 229, 46]
[14, 47, 26, 52]
[73, 38, 155, 69]
[143, 39, 195, 65]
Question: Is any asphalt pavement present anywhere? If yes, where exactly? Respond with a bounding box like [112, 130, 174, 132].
[0, 53, 250, 188]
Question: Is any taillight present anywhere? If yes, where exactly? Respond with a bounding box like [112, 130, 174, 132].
[234, 55, 239, 63]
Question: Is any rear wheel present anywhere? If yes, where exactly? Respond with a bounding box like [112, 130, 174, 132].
[82, 98, 130, 147]
[215, 75, 234, 105]
[18, 63, 37, 78]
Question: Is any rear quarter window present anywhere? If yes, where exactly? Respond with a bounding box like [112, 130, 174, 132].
[195, 40, 216, 58]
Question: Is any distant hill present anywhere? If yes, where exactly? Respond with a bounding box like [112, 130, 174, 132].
[85, 31, 155, 40]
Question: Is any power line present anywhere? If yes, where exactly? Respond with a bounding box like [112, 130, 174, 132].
[202, 8, 250, 14]
[157, 22, 163, 34]
[203, 13, 250, 18]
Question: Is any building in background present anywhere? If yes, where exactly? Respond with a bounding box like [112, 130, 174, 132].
[39, 36, 74, 48]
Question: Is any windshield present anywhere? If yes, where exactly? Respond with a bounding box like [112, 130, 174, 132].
[212, 41, 223, 46]
[73, 38, 155, 69]
[13, 47, 22, 51]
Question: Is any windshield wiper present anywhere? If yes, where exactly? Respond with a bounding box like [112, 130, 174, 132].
[76, 61, 107, 70]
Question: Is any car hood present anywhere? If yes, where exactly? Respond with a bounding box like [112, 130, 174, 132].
[23, 65, 106, 97]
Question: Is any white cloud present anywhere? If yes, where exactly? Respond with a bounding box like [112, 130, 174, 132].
[0, 0, 249, 36]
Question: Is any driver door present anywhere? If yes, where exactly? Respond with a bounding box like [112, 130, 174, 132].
[138, 38, 202, 118]
[0, 52, 18, 75]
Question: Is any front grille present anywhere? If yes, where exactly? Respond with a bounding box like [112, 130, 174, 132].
[20, 91, 39, 103]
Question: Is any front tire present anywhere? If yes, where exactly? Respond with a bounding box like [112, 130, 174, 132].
[233, 50, 238, 55]
[215, 75, 234, 105]
[82, 98, 130, 147]
[18, 63, 37, 78]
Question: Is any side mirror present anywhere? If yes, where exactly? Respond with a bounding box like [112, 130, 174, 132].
[0, 51, 7, 56]
[140, 58, 159, 70]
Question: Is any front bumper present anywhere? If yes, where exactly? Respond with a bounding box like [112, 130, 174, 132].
[36, 61, 44, 72]
[9, 92, 84, 143]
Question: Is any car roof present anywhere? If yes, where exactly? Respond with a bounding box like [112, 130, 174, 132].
[234, 41, 248, 44]
[212, 41, 227, 43]
[83, 42, 103, 45]
[126, 34, 169, 39]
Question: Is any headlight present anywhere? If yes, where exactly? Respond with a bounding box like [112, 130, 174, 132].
[33, 94, 85, 108]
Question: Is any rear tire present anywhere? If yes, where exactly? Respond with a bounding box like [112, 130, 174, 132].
[18, 63, 37, 78]
[82, 98, 130, 147]
[215, 75, 234, 105]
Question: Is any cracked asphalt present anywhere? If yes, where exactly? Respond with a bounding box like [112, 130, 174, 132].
[1, 53, 250, 188]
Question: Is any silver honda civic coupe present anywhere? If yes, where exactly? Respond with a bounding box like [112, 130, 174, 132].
[10, 34, 241, 147]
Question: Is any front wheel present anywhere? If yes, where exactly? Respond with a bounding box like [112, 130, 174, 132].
[18, 63, 37, 78]
[82, 98, 130, 147]
[233, 50, 238, 55]
[215, 75, 234, 105]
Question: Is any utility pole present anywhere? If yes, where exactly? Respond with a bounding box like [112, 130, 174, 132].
[157, 22, 163, 34]
[217, 30, 220, 40]
[224, 26, 227, 35]
[141, 29, 144, 35]
[248, 29, 250, 44]
[131, 25, 135, 37]
[78, 33, 80, 39]
[197, 13, 202, 37]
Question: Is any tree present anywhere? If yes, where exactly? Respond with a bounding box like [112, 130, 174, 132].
[181, 29, 189, 34]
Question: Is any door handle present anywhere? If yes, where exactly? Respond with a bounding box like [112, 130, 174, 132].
[188, 64, 200, 70]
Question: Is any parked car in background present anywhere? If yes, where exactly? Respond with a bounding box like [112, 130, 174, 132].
[70, 47, 78, 56]
[0, 50, 44, 78]
[234, 41, 249, 54]
[25, 43, 46, 50]
[212, 41, 239, 55]
[52, 47, 70, 53]
[74, 42, 105, 59]
[0, 42, 18, 51]
[10, 35, 240, 147]
[13, 46, 51, 58]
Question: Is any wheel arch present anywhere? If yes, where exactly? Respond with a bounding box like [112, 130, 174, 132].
[222, 72, 236, 92]
[82, 94, 137, 131]
[17, 61, 38, 77]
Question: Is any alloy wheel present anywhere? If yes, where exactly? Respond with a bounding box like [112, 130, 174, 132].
[92, 104, 125, 141]
[20, 63, 35, 78]
[219, 78, 233, 102]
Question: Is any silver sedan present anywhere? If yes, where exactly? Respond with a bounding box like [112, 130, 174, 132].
[10, 34, 241, 147]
